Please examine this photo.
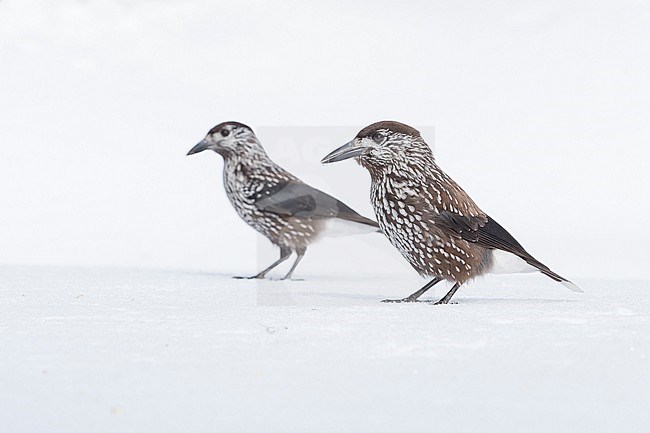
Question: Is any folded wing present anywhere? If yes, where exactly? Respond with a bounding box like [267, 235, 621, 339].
[436, 210, 581, 291]
[255, 180, 379, 228]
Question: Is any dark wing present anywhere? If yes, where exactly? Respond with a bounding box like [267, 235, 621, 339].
[436, 211, 568, 283]
[254, 180, 379, 228]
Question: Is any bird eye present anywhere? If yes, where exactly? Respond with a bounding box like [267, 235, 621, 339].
[221, 129, 230, 137]
[372, 132, 384, 143]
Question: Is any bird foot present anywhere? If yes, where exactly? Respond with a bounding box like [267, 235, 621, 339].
[432, 300, 458, 305]
[232, 275, 265, 280]
[381, 297, 423, 303]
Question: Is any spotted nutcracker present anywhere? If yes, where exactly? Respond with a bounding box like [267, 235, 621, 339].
[321, 121, 581, 304]
[188, 121, 379, 280]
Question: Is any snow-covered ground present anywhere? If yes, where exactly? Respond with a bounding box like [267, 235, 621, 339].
[1, 266, 648, 433]
[2, 1, 650, 431]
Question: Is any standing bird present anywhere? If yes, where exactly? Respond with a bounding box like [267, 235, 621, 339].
[188, 121, 379, 280]
[321, 121, 582, 304]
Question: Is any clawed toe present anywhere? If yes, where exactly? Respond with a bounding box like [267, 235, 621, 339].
[381, 297, 458, 304]
[381, 298, 421, 303]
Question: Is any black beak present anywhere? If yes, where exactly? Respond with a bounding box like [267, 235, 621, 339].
[321, 141, 365, 164]
[187, 139, 211, 156]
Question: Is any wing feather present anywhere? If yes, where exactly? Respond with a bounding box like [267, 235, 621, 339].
[436, 211, 578, 288]
[254, 181, 379, 228]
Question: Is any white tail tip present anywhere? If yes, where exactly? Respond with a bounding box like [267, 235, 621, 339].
[561, 280, 584, 293]
[324, 218, 379, 237]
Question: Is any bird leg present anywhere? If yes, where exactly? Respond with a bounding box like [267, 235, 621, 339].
[281, 247, 306, 280]
[382, 277, 443, 303]
[434, 282, 462, 305]
[234, 247, 292, 279]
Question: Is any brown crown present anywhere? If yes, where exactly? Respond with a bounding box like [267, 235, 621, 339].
[208, 121, 253, 135]
[356, 121, 421, 139]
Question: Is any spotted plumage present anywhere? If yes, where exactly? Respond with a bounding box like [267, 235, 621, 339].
[188, 121, 379, 280]
[322, 120, 581, 304]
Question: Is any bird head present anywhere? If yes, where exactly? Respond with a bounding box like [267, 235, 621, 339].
[187, 121, 264, 157]
[321, 121, 431, 172]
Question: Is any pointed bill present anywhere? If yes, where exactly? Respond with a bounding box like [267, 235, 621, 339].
[321, 141, 365, 164]
[187, 139, 210, 156]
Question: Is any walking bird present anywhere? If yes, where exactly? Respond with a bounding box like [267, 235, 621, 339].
[188, 121, 379, 280]
[321, 121, 581, 304]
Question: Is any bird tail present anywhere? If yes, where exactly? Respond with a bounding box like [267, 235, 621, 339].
[324, 217, 381, 237]
[330, 205, 382, 234]
[522, 256, 584, 293]
[345, 215, 381, 230]
[334, 211, 380, 229]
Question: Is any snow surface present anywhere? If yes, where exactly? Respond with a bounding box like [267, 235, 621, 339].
[1, 266, 649, 433]
[1, 2, 648, 431]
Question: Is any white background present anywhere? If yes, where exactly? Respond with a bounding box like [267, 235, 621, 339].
[2, 3, 650, 432]
[1, 0, 649, 278]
